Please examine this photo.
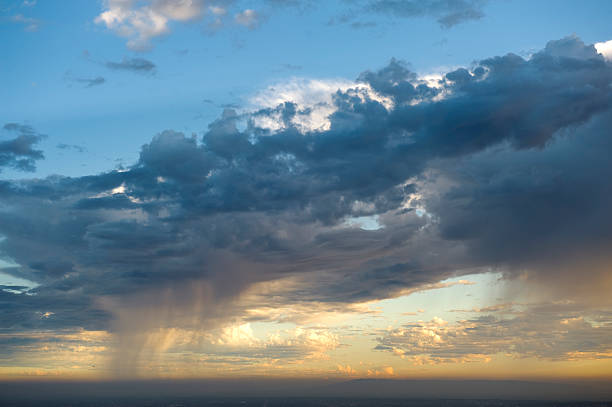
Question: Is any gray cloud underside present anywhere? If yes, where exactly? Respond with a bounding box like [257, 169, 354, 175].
[0, 123, 44, 172]
[1, 37, 611, 357]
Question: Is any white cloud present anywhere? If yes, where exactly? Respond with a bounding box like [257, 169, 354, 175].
[248, 77, 394, 133]
[595, 39, 612, 60]
[95, 0, 207, 50]
[234, 9, 260, 29]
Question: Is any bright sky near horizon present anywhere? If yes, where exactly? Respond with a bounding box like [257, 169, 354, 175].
[2, 0, 612, 381]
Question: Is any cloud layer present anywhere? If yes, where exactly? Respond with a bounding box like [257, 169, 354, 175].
[2, 36, 612, 373]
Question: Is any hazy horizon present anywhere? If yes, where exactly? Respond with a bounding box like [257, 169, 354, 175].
[2, 378, 612, 401]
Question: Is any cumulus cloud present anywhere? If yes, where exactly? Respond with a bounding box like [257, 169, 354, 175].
[595, 39, 612, 60]
[95, 0, 230, 50]
[2, 36, 612, 374]
[368, 0, 487, 28]
[248, 77, 393, 132]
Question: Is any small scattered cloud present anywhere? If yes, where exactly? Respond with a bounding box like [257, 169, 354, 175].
[281, 63, 303, 71]
[105, 57, 156, 73]
[67, 75, 106, 88]
[367, 366, 395, 376]
[1, 123, 45, 172]
[57, 143, 86, 153]
[350, 21, 377, 29]
[95, 0, 204, 50]
[337, 364, 357, 375]
[235, 9, 261, 29]
[10, 13, 40, 31]
[332, 0, 487, 29]
[94, 0, 234, 50]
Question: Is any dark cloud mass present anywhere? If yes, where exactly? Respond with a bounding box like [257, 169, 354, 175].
[0, 123, 45, 172]
[1, 37, 612, 365]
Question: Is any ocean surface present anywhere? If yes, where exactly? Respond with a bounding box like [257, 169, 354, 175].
[0, 398, 611, 407]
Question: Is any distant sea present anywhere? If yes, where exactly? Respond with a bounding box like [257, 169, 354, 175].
[1, 398, 611, 407]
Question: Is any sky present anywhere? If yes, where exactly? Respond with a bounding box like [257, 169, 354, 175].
[2, 0, 612, 385]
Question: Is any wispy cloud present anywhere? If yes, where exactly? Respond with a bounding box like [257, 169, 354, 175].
[367, 0, 487, 28]
[105, 57, 156, 73]
[57, 143, 87, 153]
[10, 13, 40, 31]
[234, 9, 261, 29]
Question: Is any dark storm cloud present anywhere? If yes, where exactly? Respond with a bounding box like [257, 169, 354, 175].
[105, 57, 156, 73]
[0, 123, 44, 172]
[1, 37, 612, 359]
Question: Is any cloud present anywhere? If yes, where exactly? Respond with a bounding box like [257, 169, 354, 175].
[67, 76, 106, 88]
[78, 76, 106, 87]
[369, 0, 487, 28]
[105, 57, 156, 73]
[93, 1, 487, 51]
[0, 123, 45, 172]
[334, 0, 488, 29]
[95, 0, 201, 50]
[248, 77, 393, 132]
[234, 9, 261, 29]
[57, 144, 86, 153]
[377, 302, 612, 363]
[94, 0, 233, 50]
[595, 39, 612, 60]
[337, 364, 357, 375]
[2, 36, 612, 374]
[10, 14, 40, 31]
